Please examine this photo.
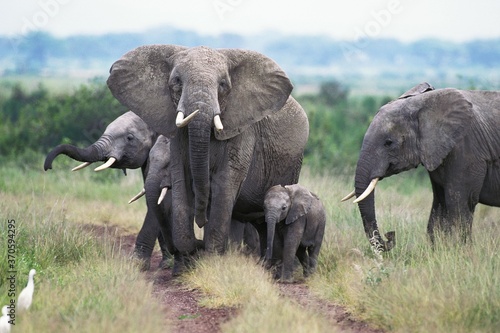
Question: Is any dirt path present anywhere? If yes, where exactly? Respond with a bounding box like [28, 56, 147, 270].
[114, 229, 383, 333]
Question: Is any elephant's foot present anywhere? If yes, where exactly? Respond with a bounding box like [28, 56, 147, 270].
[133, 250, 152, 271]
[159, 255, 173, 270]
[278, 276, 295, 284]
[134, 256, 151, 272]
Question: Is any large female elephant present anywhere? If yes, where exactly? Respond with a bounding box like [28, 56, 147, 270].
[107, 45, 309, 254]
[343, 82, 500, 250]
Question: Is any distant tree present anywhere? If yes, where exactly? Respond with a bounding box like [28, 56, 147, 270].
[318, 81, 349, 106]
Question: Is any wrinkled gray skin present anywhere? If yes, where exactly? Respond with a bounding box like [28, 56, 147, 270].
[264, 184, 326, 283]
[351, 82, 500, 250]
[107, 45, 309, 257]
[43, 111, 169, 269]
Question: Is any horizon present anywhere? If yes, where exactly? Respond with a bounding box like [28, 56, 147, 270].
[3, 1, 500, 43]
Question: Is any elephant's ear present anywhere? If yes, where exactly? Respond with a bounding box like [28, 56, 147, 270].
[398, 82, 434, 99]
[107, 45, 188, 138]
[416, 89, 473, 171]
[215, 49, 293, 140]
[284, 185, 313, 225]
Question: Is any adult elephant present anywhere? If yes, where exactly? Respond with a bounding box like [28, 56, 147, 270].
[44, 111, 170, 269]
[342, 82, 500, 250]
[107, 45, 309, 254]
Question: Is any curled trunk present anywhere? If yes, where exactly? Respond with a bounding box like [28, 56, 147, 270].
[44, 141, 107, 171]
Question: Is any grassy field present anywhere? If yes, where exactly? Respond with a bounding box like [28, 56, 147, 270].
[1, 157, 499, 332]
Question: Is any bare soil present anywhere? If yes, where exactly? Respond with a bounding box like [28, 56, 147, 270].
[93, 225, 384, 333]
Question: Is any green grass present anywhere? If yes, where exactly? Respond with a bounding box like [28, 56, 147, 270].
[1, 157, 499, 332]
[0, 158, 166, 333]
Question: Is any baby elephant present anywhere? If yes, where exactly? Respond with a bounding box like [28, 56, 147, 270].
[264, 184, 326, 283]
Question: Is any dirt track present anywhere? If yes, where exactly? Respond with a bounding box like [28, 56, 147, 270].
[115, 230, 383, 333]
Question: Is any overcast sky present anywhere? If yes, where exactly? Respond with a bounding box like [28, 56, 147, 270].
[3, 0, 500, 42]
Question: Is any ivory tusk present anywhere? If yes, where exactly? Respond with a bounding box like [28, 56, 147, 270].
[353, 178, 379, 204]
[175, 110, 199, 128]
[341, 190, 356, 202]
[128, 188, 145, 204]
[214, 114, 223, 132]
[94, 157, 117, 172]
[157, 187, 168, 205]
[72, 162, 91, 172]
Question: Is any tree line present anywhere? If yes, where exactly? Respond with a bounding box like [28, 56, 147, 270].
[0, 79, 390, 171]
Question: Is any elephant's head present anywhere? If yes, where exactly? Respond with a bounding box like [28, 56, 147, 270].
[107, 45, 293, 228]
[264, 184, 314, 260]
[343, 82, 473, 250]
[44, 111, 157, 172]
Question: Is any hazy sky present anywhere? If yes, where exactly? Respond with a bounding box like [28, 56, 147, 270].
[3, 0, 500, 42]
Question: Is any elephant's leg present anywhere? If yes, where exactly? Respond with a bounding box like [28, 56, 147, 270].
[306, 244, 321, 278]
[205, 155, 252, 253]
[134, 209, 160, 271]
[281, 229, 302, 283]
[427, 179, 446, 246]
[295, 246, 309, 278]
[250, 220, 268, 259]
[170, 139, 197, 254]
[157, 232, 173, 269]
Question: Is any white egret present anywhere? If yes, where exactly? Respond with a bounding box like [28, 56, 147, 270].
[17, 269, 36, 311]
[0, 305, 10, 333]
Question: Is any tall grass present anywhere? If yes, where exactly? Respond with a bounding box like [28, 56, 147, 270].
[0, 159, 167, 333]
[2, 156, 499, 332]
[302, 168, 500, 333]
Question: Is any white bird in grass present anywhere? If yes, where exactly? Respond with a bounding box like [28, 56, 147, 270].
[17, 269, 36, 312]
[0, 306, 10, 333]
[0, 305, 11, 333]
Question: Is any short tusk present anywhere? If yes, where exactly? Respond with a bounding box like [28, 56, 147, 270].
[353, 178, 379, 204]
[72, 162, 91, 172]
[341, 190, 356, 202]
[94, 157, 117, 172]
[214, 114, 223, 132]
[176, 110, 199, 128]
[128, 188, 145, 204]
[157, 187, 168, 205]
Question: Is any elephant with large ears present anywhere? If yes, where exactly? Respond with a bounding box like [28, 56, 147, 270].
[343, 82, 500, 250]
[44, 111, 171, 269]
[264, 184, 326, 283]
[107, 45, 309, 255]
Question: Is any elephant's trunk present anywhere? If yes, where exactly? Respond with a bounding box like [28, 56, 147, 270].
[188, 111, 212, 228]
[354, 158, 395, 251]
[43, 138, 109, 171]
[265, 212, 278, 261]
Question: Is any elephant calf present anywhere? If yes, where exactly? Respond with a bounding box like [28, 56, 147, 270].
[264, 184, 326, 283]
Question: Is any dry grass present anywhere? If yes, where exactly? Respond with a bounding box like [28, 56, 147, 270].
[183, 249, 338, 333]
[0, 163, 167, 333]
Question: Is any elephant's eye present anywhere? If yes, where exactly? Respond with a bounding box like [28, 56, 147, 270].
[384, 138, 393, 147]
[171, 76, 182, 92]
[281, 204, 287, 211]
[127, 134, 135, 141]
[219, 79, 229, 93]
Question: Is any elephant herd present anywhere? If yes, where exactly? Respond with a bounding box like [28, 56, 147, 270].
[44, 45, 500, 282]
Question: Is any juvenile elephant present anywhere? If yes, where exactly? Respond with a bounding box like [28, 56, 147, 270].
[107, 45, 309, 258]
[264, 184, 326, 283]
[44, 111, 157, 173]
[342, 83, 500, 250]
[43, 111, 169, 270]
